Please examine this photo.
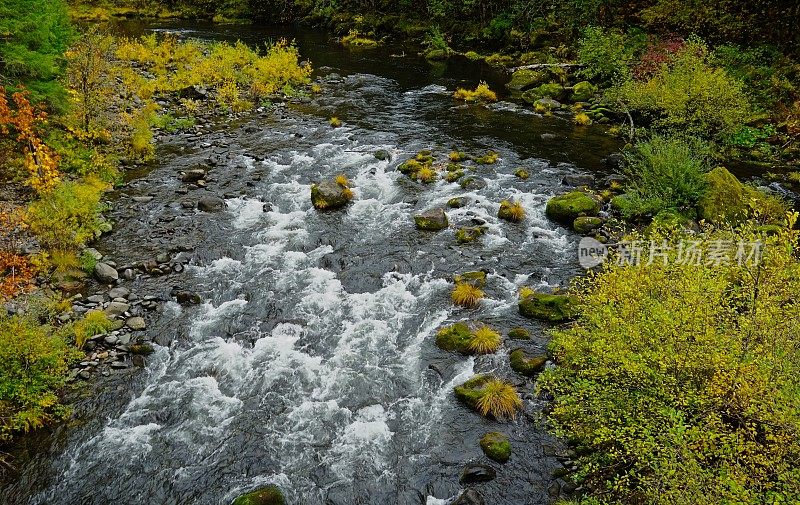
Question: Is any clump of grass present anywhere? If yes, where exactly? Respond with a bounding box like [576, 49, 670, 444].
[335, 174, 350, 187]
[72, 310, 115, 349]
[341, 29, 379, 48]
[468, 325, 502, 354]
[574, 112, 592, 125]
[445, 170, 464, 183]
[498, 200, 525, 222]
[475, 151, 499, 164]
[514, 168, 529, 180]
[449, 151, 469, 162]
[329, 117, 342, 128]
[452, 282, 484, 308]
[414, 166, 437, 183]
[476, 378, 522, 420]
[453, 81, 498, 103]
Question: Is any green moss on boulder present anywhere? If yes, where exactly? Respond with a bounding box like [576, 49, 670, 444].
[522, 83, 565, 103]
[448, 197, 468, 208]
[454, 271, 487, 288]
[573, 216, 602, 234]
[509, 349, 547, 376]
[698, 167, 787, 225]
[231, 486, 286, 505]
[571, 81, 595, 102]
[454, 374, 491, 409]
[507, 69, 548, 92]
[311, 180, 352, 210]
[480, 432, 511, 463]
[414, 208, 449, 231]
[455, 226, 486, 244]
[519, 291, 577, 322]
[545, 191, 600, 225]
[436, 322, 473, 353]
[508, 327, 531, 339]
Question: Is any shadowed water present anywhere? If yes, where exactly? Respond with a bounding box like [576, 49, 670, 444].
[1, 23, 620, 505]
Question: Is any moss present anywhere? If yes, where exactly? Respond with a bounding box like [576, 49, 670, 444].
[480, 432, 511, 463]
[231, 486, 286, 505]
[447, 162, 464, 171]
[414, 208, 449, 231]
[447, 197, 468, 208]
[697, 166, 787, 225]
[329, 117, 342, 127]
[474, 151, 499, 165]
[545, 191, 600, 225]
[573, 112, 592, 125]
[498, 200, 525, 222]
[449, 151, 469, 162]
[341, 30, 379, 48]
[454, 82, 497, 103]
[507, 69, 548, 92]
[398, 159, 424, 175]
[436, 322, 473, 353]
[311, 180, 352, 210]
[454, 271, 487, 288]
[485, 53, 515, 67]
[509, 349, 547, 376]
[571, 81, 596, 102]
[514, 168, 529, 180]
[508, 327, 531, 339]
[424, 48, 450, 61]
[454, 374, 492, 409]
[455, 226, 486, 244]
[464, 51, 483, 61]
[522, 83, 565, 103]
[445, 170, 465, 183]
[573, 216, 602, 234]
[519, 291, 577, 322]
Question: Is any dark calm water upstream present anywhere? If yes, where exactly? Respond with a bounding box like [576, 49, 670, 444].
[1, 23, 621, 505]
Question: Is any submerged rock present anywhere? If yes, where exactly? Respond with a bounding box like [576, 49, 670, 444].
[519, 291, 577, 322]
[414, 208, 449, 231]
[480, 432, 511, 463]
[198, 196, 226, 212]
[181, 169, 206, 183]
[447, 197, 468, 208]
[455, 226, 486, 243]
[460, 463, 497, 484]
[311, 180, 353, 210]
[231, 485, 286, 505]
[545, 191, 600, 226]
[507, 327, 531, 339]
[509, 349, 547, 376]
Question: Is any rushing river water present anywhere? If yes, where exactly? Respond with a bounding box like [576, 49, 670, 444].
[1, 23, 621, 505]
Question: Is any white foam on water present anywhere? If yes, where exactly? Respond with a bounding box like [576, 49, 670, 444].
[227, 197, 265, 229]
[190, 298, 248, 339]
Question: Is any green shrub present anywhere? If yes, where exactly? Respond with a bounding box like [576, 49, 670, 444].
[619, 135, 709, 218]
[541, 222, 800, 504]
[577, 27, 642, 85]
[72, 310, 114, 349]
[612, 39, 753, 140]
[0, 313, 79, 442]
[26, 177, 108, 251]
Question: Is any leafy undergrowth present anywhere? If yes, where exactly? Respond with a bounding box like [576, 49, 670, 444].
[541, 221, 800, 504]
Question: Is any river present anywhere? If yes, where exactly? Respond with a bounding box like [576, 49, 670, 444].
[1, 22, 620, 505]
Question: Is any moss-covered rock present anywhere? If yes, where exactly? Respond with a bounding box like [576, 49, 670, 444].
[424, 48, 450, 61]
[454, 271, 487, 288]
[697, 167, 787, 224]
[508, 327, 531, 339]
[445, 170, 465, 183]
[509, 349, 547, 376]
[311, 180, 353, 210]
[447, 197, 468, 208]
[521, 83, 565, 103]
[231, 486, 286, 505]
[454, 374, 491, 410]
[480, 432, 511, 463]
[571, 81, 595, 102]
[414, 208, 449, 231]
[436, 322, 473, 353]
[514, 168, 529, 180]
[519, 291, 577, 322]
[456, 226, 486, 244]
[545, 191, 600, 225]
[573, 216, 602, 234]
[507, 69, 548, 92]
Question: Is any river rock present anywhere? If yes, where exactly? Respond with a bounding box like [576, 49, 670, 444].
[104, 301, 130, 318]
[126, 317, 146, 331]
[561, 174, 595, 187]
[414, 208, 449, 231]
[480, 432, 511, 463]
[175, 290, 202, 305]
[510, 349, 548, 376]
[181, 169, 206, 183]
[95, 262, 119, 284]
[311, 180, 352, 210]
[460, 463, 496, 484]
[519, 291, 577, 322]
[452, 489, 485, 505]
[545, 191, 600, 226]
[507, 68, 549, 92]
[83, 248, 103, 261]
[198, 196, 226, 212]
[374, 149, 390, 161]
[108, 287, 130, 299]
[232, 485, 286, 505]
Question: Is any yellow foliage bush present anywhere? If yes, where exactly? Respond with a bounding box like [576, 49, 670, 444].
[453, 81, 498, 103]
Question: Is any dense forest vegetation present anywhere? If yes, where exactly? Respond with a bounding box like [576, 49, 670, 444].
[2, 0, 800, 504]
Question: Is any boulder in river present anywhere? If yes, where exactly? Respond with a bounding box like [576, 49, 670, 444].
[480, 432, 511, 463]
[181, 169, 206, 183]
[311, 179, 353, 210]
[94, 262, 119, 284]
[519, 290, 577, 322]
[507, 327, 531, 339]
[509, 349, 548, 376]
[414, 208, 448, 231]
[198, 196, 226, 212]
[460, 463, 497, 484]
[545, 191, 600, 226]
[231, 485, 286, 505]
[452, 489, 485, 505]
[506, 68, 549, 92]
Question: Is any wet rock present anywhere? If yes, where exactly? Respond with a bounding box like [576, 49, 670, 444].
[156, 252, 171, 264]
[447, 197, 468, 209]
[507, 327, 531, 339]
[174, 290, 202, 305]
[87, 294, 105, 304]
[374, 149, 390, 161]
[454, 271, 487, 288]
[605, 153, 624, 171]
[198, 196, 226, 212]
[111, 361, 130, 369]
[132, 196, 154, 203]
[126, 317, 146, 331]
[132, 355, 146, 367]
[130, 344, 154, 355]
[177, 85, 208, 100]
[118, 334, 132, 345]
[181, 169, 206, 183]
[452, 489, 485, 505]
[94, 262, 119, 284]
[311, 180, 352, 210]
[414, 208, 449, 231]
[480, 432, 511, 463]
[573, 216, 603, 234]
[510, 349, 548, 376]
[507, 68, 549, 92]
[460, 464, 496, 484]
[104, 301, 130, 317]
[231, 485, 286, 505]
[104, 335, 119, 346]
[122, 268, 135, 280]
[459, 177, 487, 191]
[561, 174, 595, 187]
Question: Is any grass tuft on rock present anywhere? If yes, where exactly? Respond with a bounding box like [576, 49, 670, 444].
[451, 282, 484, 308]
